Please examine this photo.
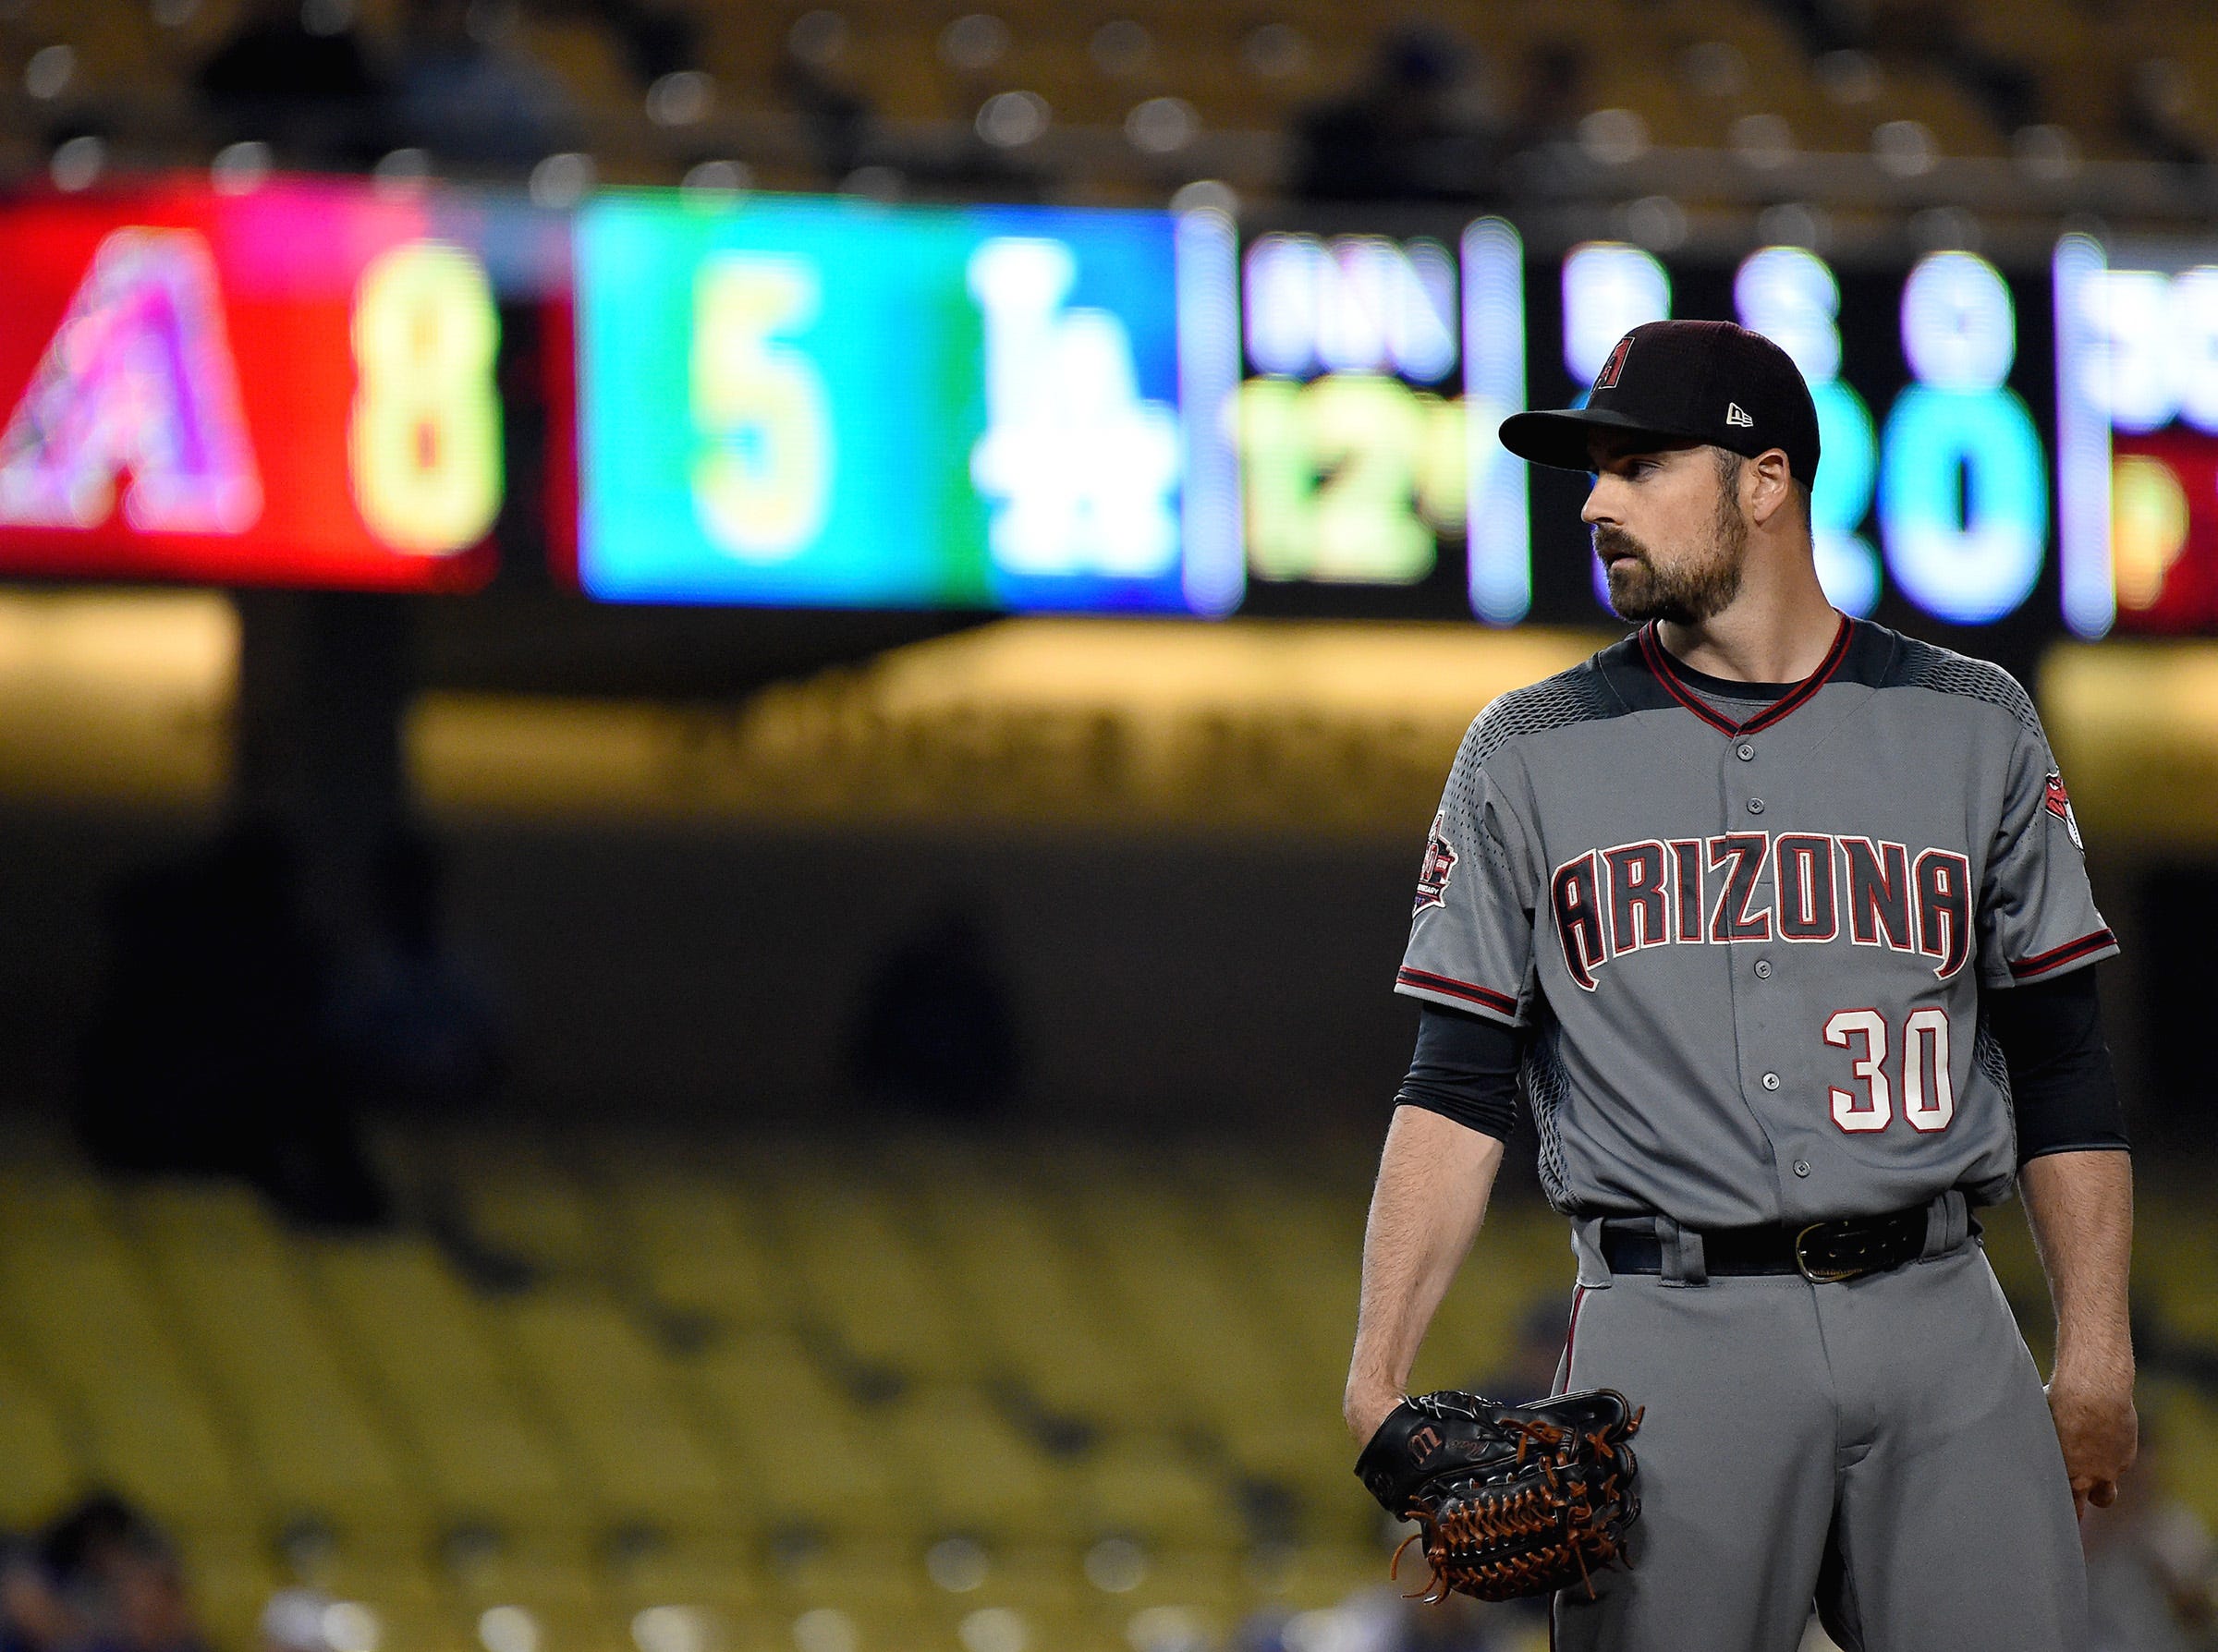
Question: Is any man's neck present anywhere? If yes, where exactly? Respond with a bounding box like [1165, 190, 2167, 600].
[1655, 567, 1840, 684]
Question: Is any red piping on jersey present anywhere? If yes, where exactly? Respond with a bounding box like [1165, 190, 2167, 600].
[1395, 966, 1517, 1017]
[1638, 613, 1853, 737]
[2006, 928, 2117, 980]
[1556, 1284, 1588, 1393]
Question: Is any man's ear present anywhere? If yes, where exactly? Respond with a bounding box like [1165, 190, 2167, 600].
[1745, 449, 1796, 529]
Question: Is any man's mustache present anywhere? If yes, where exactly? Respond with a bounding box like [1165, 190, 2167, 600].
[1593, 526, 1649, 565]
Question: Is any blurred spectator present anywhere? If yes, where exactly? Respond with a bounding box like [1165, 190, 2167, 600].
[39, 1496, 208, 1652]
[849, 899, 1019, 1117]
[1865, 1, 2041, 134]
[74, 820, 386, 1229]
[557, 0, 697, 87]
[384, 0, 577, 172]
[775, 26, 875, 187]
[1292, 25, 1505, 203]
[1496, 40, 1590, 160]
[0, 1542, 71, 1652]
[2121, 58, 2211, 168]
[194, 0, 383, 168]
[329, 829, 507, 1117]
[1770, 0, 2041, 139]
[2082, 1415, 2217, 1650]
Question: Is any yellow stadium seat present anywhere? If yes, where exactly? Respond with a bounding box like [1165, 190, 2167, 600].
[123, 1183, 416, 1526]
[607, 1172, 782, 1328]
[1070, 1439, 1229, 1549]
[888, 1386, 1069, 1541]
[495, 1293, 733, 1531]
[0, 1359, 82, 1526]
[758, 1183, 967, 1384]
[309, 1235, 585, 1530]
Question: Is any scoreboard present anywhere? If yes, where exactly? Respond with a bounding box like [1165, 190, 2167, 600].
[572, 197, 1238, 613]
[1516, 235, 2054, 654]
[2054, 233, 2218, 635]
[0, 173, 2203, 644]
[1230, 219, 1529, 623]
[0, 178, 568, 591]
[1220, 220, 2061, 652]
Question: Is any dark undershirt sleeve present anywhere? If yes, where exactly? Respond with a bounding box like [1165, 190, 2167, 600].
[1982, 966, 2130, 1164]
[1395, 1001, 1529, 1141]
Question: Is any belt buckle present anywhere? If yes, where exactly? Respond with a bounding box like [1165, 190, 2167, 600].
[1794, 1221, 1870, 1283]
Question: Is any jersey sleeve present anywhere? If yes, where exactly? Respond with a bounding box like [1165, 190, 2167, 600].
[1976, 709, 2117, 988]
[1395, 712, 1543, 1026]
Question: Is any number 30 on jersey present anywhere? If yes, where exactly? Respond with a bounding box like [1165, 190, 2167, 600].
[1822, 1007, 1955, 1133]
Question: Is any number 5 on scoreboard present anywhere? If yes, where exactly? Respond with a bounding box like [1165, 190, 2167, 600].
[690, 255, 833, 562]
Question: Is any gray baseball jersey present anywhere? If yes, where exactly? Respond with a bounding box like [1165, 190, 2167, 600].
[1396, 615, 2115, 1229]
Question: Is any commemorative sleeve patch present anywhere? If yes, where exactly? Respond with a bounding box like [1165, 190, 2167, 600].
[1414, 813, 1459, 915]
[2043, 770, 2084, 851]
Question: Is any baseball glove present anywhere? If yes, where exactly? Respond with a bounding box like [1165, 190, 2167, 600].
[1354, 1389, 1643, 1603]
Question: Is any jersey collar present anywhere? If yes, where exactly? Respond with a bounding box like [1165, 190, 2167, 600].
[1637, 613, 1853, 737]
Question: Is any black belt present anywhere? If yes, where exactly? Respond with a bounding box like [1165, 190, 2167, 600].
[1601, 1204, 1964, 1282]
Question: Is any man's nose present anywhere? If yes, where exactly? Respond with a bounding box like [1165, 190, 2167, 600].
[1581, 474, 1620, 527]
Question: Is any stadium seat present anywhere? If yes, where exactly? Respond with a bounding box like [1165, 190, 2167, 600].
[308, 1234, 585, 1532]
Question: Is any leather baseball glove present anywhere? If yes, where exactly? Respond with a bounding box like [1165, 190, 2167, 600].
[1354, 1389, 1643, 1603]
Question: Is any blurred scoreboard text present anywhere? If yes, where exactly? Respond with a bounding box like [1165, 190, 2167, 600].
[0, 176, 2205, 641]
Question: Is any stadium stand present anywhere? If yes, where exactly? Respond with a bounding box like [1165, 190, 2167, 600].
[6, 0, 2218, 195]
[0, 1111, 2212, 1652]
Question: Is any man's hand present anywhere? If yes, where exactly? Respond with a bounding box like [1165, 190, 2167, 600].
[1344, 1382, 1403, 1447]
[2045, 1368, 2138, 1518]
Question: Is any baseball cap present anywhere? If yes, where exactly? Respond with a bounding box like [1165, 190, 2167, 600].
[1497, 319, 1822, 486]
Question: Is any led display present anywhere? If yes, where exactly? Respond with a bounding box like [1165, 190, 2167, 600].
[572, 195, 1240, 613]
[2053, 233, 2218, 636]
[0, 178, 540, 590]
[1227, 216, 1529, 621]
[1530, 239, 2055, 645]
[0, 179, 2183, 645]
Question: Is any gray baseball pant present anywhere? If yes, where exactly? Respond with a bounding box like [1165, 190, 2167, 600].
[1548, 1197, 2088, 1651]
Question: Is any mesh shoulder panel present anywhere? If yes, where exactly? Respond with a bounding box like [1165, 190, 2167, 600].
[1519, 1028, 1577, 1212]
[1972, 1007, 2016, 1163]
[1972, 1011, 2012, 1100]
[1464, 662, 1625, 770]
[1438, 662, 1624, 869]
[1888, 638, 2043, 740]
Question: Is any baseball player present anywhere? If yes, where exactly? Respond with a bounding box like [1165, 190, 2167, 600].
[1344, 320, 2138, 1649]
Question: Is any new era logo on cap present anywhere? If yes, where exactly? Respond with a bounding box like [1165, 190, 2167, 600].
[1496, 320, 1822, 486]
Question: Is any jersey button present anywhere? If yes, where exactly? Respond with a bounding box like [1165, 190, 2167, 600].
[1754, 959, 1772, 978]
[1747, 798, 1766, 815]
[1761, 1072, 1781, 1090]
[1794, 1160, 1811, 1177]
[1737, 743, 1755, 761]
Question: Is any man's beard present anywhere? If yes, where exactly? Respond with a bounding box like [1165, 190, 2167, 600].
[1596, 488, 1749, 624]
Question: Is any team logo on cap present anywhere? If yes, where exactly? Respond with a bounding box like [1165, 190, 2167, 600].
[1725, 402, 1753, 427]
[1414, 813, 1458, 914]
[1593, 335, 1632, 391]
[2044, 770, 2084, 851]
